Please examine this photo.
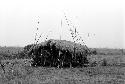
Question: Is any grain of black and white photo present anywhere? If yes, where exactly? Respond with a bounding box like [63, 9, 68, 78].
[0, 0, 125, 84]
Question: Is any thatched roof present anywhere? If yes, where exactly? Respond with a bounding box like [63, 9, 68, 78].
[32, 39, 89, 55]
[25, 39, 90, 67]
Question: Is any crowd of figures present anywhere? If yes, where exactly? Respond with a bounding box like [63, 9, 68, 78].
[25, 39, 90, 68]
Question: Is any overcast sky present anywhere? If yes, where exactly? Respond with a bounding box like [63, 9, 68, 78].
[0, 0, 124, 48]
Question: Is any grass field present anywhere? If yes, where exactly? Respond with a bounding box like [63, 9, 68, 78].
[0, 59, 125, 84]
[0, 47, 125, 84]
[0, 46, 23, 60]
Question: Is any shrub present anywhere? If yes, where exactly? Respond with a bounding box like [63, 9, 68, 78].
[101, 58, 107, 66]
[91, 50, 97, 55]
[90, 61, 97, 67]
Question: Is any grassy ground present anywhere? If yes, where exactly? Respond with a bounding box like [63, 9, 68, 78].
[0, 59, 125, 84]
[0, 46, 23, 60]
[0, 47, 125, 84]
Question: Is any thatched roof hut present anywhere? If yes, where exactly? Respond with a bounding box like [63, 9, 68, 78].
[26, 39, 90, 68]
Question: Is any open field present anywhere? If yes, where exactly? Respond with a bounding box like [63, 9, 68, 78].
[0, 46, 23, 60]
[0, 46, 125, 84]
[0, 46, 23, 54]
[0, 56, 125, 84]
[0, 58, 125, 84]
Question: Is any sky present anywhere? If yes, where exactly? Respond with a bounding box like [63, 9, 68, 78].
[0, 0, 124, 48]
